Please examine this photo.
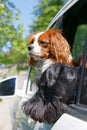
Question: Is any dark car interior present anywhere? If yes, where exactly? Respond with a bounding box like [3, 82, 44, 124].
[51, 0, 87, 121]
[62, 0, 87, 48]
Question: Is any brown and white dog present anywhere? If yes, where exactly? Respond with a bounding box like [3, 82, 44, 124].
[28, 29, 76, 73]
[22, 29, 79, 124]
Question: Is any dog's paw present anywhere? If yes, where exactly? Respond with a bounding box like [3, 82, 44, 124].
[22, 97, 45, 123]
[22, 99, 35, 116]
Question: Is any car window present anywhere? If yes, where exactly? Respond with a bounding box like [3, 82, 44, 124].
[29, 68, 37, 82]
[49, 16, 63, 30]
[72, 24, 87, 61]
[26, 67, 38, 95]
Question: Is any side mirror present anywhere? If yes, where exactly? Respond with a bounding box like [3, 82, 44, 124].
[0, 76, 17, 97]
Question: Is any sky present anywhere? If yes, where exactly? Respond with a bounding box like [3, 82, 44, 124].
[11, 0, 38, 37]
[2, 0, 37, 53]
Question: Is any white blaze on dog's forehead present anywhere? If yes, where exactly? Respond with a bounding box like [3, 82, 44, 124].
[34, 32, 44, 40]
[31, 32, 44, 53]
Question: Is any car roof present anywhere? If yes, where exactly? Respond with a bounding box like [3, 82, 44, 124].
[46, 0, 79, 30]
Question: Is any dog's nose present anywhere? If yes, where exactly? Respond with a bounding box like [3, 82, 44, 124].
[28, 45, 34, 51]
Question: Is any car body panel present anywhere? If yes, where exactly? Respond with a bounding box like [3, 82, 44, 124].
[52, 113, 87, 130]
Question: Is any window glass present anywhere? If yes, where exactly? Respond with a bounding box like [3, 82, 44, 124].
[50, 16, 63, 30]
[72, 24, 87, 61]
[29, 68, 37, 82]
[0, 78, 16, 96]
[27, 67, 38, 95]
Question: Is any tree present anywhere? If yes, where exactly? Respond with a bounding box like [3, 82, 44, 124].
[0, 0, 28, 67]
[29, 0, 63, 32]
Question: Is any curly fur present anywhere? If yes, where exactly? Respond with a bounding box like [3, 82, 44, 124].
[22, 64, 80, 123]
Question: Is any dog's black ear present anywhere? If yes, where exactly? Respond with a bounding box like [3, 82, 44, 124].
[37, 72, 47, 87]
[46, 64, 63, 87]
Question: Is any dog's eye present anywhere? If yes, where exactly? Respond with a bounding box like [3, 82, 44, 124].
[39, 41, 48, 47]
[40, 41, 45, 44]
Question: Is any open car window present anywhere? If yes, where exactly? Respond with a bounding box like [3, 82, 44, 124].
[26, 67, 38, 95]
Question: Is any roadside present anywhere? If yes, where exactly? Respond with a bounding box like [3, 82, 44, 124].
[0, 69, 27, 130]
[0, 98, 15, 130]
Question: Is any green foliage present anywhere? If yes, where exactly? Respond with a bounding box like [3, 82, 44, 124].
[29, 0, 63, 32]
[0, 0, 28, 67]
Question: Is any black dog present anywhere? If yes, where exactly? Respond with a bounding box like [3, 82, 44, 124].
[22, 63, 80, 123]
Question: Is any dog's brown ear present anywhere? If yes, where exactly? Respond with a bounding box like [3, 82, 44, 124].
[28, 57, 36, 67]
[50, 30, 70, 64]
[48, 29, 75, 66]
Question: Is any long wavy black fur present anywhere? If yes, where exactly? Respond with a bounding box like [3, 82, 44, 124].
[22, 63, 80, 123]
